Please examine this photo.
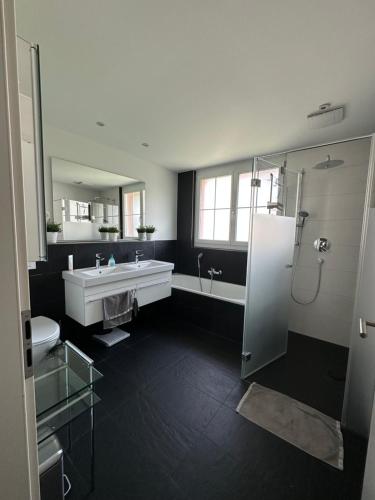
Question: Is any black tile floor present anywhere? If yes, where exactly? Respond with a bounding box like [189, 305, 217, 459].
[61, 318, 368, 500]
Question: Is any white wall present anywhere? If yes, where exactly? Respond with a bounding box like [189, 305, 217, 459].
[287, 138, 371, 347]
[43, 124, 177, 240]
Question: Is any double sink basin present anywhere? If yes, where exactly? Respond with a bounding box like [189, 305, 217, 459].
[62, 260, 174, 288]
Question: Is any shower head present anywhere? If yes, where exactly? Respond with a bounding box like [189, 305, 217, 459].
[299, 210, 309, 219]
[313, 155, 344, 170]
[197, 252, 203, 260]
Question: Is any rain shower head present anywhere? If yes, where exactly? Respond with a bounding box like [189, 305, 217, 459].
[313, 155, 344, 170]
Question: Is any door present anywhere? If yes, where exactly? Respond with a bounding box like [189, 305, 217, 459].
[241, 159, 297, 378]
[342, 202, 375, 436]
[0, 1, 40, 498]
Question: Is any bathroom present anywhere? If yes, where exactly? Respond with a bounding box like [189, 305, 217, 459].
[2, 1, 375, 499]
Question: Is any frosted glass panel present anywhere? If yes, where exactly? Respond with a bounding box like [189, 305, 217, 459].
[242, 214, 296, 378]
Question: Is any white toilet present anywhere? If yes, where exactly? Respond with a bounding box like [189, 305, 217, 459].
[30, 316, 60, 366]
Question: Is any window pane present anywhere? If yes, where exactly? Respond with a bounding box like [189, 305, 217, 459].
[238, 172, 251, 208]
[132, 192, 141, 213]
[125, 191, 141, 215]
[125, 214, 141, 237]
[255, 168, 279, 208]
[199, 210, 214, 239]
[200, 178, 215, 209]
[214, 209, 230, 240]
[236, 208, 250, 242]
[215, 175, 231, 209]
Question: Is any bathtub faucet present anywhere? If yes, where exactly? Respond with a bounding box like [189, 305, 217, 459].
[208, 267, 222, 277]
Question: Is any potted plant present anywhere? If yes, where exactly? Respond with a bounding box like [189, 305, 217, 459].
[46, 221, 61, 244]
[107, 226, 120, 242]
[98, 226, 109, 240]
[145, 225, 156, 240]
[136, 225, 146, 241]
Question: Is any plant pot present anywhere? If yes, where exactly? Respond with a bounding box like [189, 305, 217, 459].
[47, 232, 59, 244]
[146, 232, 154, 240]
[137, 232, 146, 241]
[109, 233, 119, 241]
[100, 232, 109, 240]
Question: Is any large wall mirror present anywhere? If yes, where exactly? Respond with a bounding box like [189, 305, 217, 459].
[51, 157, 146, 241]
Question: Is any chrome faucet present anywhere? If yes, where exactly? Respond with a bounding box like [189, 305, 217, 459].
[95, 253, 104, 270]
[135, 250, 144, 265]
[208, 267, 222, 277]
[208, 267, 222, 294]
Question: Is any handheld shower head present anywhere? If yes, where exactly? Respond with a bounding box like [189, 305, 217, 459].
[197, 252, 203, 260]
[299, 210, 309, 219]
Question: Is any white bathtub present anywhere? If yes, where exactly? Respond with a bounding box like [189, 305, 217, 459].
[172, 273, 246, 306]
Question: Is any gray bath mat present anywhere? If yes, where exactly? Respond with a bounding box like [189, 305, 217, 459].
[236, 383, 343, 470]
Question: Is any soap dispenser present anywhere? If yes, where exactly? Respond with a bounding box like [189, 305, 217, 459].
[108, 254, 116, 267]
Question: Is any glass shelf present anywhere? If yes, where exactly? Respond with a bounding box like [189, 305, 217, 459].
[34, 341, 102, 444]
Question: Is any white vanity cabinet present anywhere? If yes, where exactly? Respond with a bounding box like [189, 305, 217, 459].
[62, 260, 174, 326]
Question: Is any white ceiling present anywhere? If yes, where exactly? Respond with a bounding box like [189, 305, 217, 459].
[15, 0, 375, 171]
[51, 158, 137, 190]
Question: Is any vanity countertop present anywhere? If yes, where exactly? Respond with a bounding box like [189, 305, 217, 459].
[62, 259, 174, 288]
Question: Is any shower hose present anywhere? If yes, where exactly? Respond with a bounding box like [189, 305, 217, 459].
[291, 246, 324, 305]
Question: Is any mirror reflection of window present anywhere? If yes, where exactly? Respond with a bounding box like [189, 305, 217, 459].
[51, 158, 145, 241]
[123, 188, 145, 237]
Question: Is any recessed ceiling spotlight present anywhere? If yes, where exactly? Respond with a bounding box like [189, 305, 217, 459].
[96, 121, 105, 127]
[141, 142, 149, 148]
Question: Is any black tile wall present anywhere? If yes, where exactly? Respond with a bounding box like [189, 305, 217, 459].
[29, 240, 176, 322]
[176, 170, 248, 286]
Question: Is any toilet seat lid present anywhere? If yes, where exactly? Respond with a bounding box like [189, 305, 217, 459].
[31, 316, 60, 346]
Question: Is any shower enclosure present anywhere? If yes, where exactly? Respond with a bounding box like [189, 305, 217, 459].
[241, 157, 299, 378]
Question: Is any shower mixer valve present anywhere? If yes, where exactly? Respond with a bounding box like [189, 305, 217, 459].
[313, 238, 331, 253]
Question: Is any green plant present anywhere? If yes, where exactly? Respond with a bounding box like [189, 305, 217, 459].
[136, 226, 146, 233]
[107, 226, 119, 233]
[145, 225, 156, 233]
[46, 222, 61, 233]
[98, 226, 108, 233]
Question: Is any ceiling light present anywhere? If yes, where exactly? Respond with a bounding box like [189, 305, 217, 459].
[307, 103, 345, 128]
[141, 142, 149, 148]
[96, 121, 105, 127]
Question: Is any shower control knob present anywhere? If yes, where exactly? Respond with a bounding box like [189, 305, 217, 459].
[313, 237, 331, 253]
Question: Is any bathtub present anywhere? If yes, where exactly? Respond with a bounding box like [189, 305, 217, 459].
[172, 274, 246, 306]
[170, 273, 245, 343]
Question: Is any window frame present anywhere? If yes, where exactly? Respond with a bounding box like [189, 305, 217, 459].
[194, 161, 253, 251]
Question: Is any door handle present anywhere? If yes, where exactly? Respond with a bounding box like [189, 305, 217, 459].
[359, 317, 375, 338]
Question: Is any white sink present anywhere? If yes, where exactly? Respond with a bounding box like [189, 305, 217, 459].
[62, 260, 174, 288]
[81, 267, 118, 277]
[124, 261, 153, 270]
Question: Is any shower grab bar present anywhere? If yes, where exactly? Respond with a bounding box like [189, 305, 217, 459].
[85, 278, 171, 304]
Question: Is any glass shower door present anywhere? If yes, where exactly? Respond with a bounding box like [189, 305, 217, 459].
[241, 158, 297, 378]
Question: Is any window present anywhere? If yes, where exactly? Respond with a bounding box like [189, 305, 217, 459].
[123, 189, 145, 237]
[195, 163, 285, 249]
[195, 164, 253, 250]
